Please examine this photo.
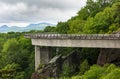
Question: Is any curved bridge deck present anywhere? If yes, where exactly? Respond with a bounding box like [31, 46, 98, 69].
[25, 34, 120, 48]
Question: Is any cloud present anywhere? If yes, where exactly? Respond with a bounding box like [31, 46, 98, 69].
[0, 2, 28, 22]
[0, 0, 86, 9]
[0, 0, 87, 26]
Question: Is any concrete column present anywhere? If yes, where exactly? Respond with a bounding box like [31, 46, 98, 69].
[40, 47, 50, 64]
[35, 46, 50, 70]
[35, 46, 41, 70]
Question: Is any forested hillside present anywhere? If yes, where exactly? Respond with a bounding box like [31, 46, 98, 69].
[0, 32, 35, 79]
[0, 0, 120, 79]
[45, 0, 120, 34]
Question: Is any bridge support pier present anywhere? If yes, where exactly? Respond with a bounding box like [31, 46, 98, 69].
[35, 46, 50, 70]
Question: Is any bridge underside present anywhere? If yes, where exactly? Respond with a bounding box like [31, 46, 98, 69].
[32, 39, 120, 48]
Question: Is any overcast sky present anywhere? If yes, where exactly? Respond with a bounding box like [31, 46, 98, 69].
[0, 0, 87, 27]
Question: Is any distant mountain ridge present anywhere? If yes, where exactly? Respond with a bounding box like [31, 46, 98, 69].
[0, 22, 55, 33]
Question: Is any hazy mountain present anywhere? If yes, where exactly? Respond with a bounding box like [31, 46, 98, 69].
[0, 22, 55, 33]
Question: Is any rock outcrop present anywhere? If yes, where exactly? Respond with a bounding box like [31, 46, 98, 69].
[97, 48, 120, 66]
[31, 55, 62, 79]
[31, 51, 81, 79]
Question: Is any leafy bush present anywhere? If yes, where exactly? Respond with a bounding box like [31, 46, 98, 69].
[79, 60, 90, 75]
[82, 64, 120, 79]
[61, 64, 72, 77]
[57, 64, 120, 79]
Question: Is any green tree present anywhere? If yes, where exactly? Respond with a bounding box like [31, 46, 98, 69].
[79, 60, 90, 75]
[1, 38, 20, 66]
[56, 22, 69, 34]
[68, 19, 85, 34]
[1, 63, 25, 79]
[44, 26, 56, 32]
[83, 65, 105, 79]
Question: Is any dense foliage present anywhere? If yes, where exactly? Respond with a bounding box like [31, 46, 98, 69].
[59, 64, 120, 79]
[47, 0, 120, 34]
[0, 32, 35, 79]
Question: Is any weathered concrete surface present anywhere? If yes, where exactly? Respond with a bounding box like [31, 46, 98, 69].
[32, 39, 120, 48]
[35, 46, 40, 70]
[35, 46, 50, 70]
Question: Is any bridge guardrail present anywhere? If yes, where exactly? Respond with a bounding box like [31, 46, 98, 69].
[24, 34, 120, 40]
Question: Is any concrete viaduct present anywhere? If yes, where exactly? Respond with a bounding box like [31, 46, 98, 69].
[25, 34, 120, 70]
